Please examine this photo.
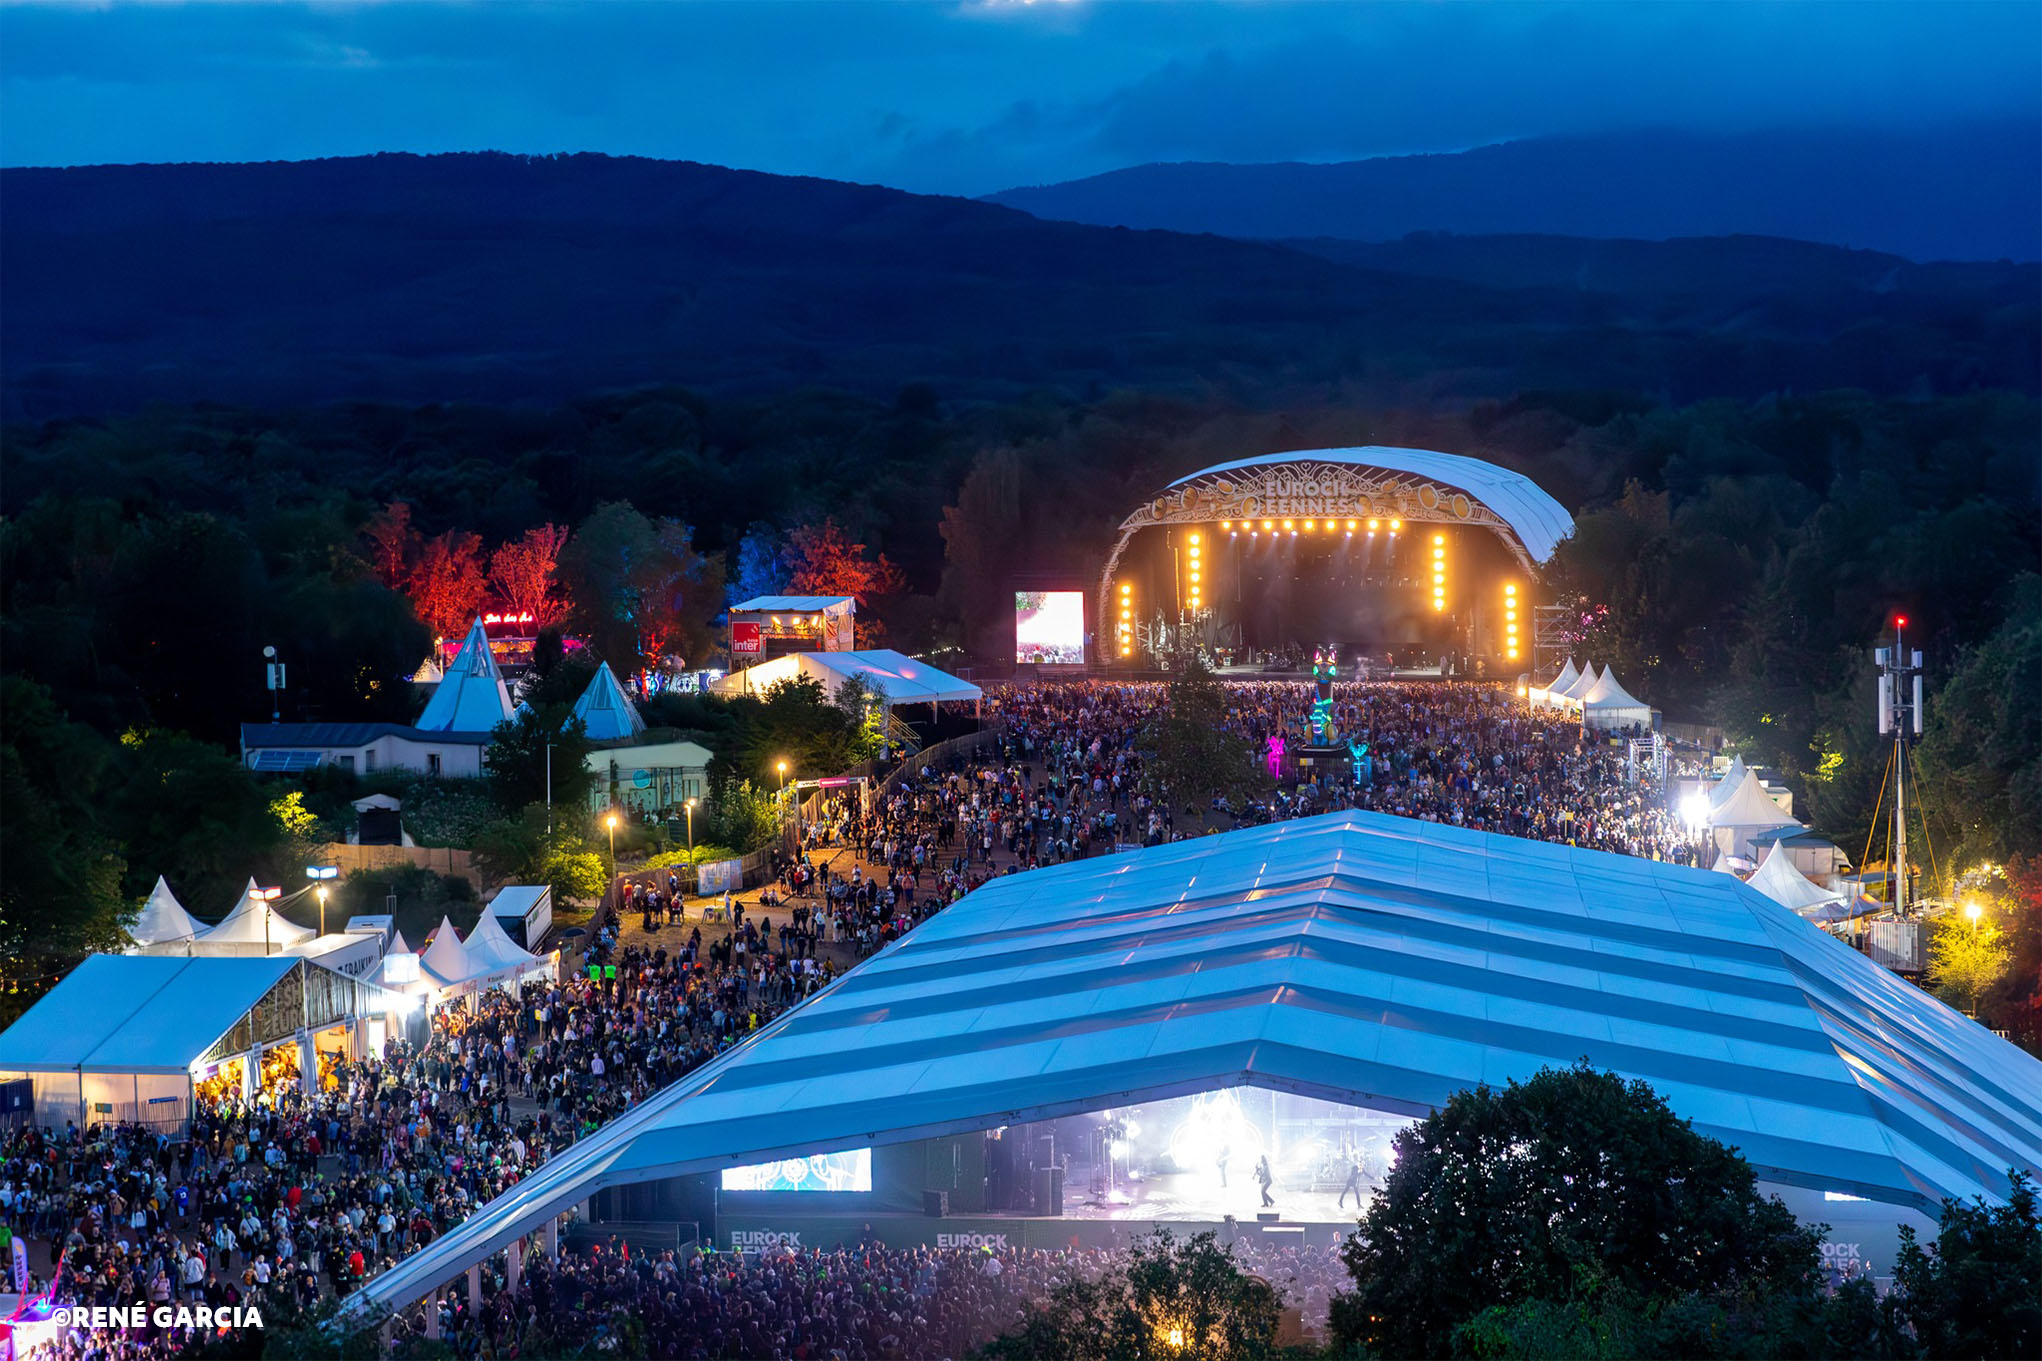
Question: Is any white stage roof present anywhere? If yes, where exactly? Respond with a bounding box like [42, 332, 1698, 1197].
[0, 955, 297, 1075]
[342, 810, 2042, 1321]
[1169, 447, 1576, 564]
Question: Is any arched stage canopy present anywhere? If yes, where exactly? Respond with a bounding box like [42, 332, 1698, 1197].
[1099, 447, 1575, 661]
[338, 809, 2040, 1326]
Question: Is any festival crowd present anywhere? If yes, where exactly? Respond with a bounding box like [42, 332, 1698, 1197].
[7, 679, 1705, 1359]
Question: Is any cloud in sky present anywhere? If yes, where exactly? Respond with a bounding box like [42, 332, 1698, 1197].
[1, 0, 2035, 194]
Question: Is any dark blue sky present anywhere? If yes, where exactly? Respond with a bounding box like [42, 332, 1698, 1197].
[3, 1, 2036, 195]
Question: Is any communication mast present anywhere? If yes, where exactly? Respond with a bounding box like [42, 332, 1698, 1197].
[1874, 616, 1924, 917]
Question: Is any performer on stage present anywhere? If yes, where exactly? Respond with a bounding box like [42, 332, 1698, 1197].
[1255, 1154, 1276, 1208]
[1338, 1152, 1366, 1209]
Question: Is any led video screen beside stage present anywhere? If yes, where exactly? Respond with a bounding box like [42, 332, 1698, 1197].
[1015, 591, 1086, 665]
[721, 1148, 872, 1193]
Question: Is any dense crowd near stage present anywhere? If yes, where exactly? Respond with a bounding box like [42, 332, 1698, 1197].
[8, 679, 1707, 1359]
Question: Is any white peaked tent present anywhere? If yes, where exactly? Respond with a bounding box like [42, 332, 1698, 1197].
[572, 662, 645, 741]
[1748, 844, 1847, 917]
[1708, 769, 1803, 860]
[204, 887, 315, 951]
[1533, 657, 1580, 708]
[1708, 755, 1750, 810]
[416, 619, 515, 733]
[464, 909, 552, 982]
[127, 876, 203, 950]
[1550, 661, 1600, 708]
[1578, 666, 1653, 731]
[419, 915, 485, 990]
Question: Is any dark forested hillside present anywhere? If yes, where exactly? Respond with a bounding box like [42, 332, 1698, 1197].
[3, 152, 2036, 419]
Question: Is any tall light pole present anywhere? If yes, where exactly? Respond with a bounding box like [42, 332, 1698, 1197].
[605, 811, 620, 881]
[684, 797, 697, 865]
[315, 885, 328, 937]
[545, 740, 554, 834]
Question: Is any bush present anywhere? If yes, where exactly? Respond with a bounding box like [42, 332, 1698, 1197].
[399, 778, 499, 847]
[641, 844, 743, 871]
[337, 865, 477, 941]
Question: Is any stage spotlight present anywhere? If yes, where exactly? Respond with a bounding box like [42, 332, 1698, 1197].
[1262, 519, 1273, 530]
[1221, 520, 1231, 530]
[1390, 518, 1402, 530]
[1189, 532, 1201, 546]
[1303, 519, 1314, 531]
[1282, 519, 1294, 530]
[1367, 518, 1379, 530]
[1346, 519, 1357, 530]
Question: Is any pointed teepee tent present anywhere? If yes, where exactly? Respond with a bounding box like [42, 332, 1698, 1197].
[127, 876, 203, 950]
[415, 619, 515, 733]
[1747, 844, 1846, 917]
[571, 662, 645, 741]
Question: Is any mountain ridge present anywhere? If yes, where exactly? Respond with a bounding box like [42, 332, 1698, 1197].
[984, 125, 2042, 263]
[3, 151, 2034, 420]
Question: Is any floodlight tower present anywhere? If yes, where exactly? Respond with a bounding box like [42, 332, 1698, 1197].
[1875, 615, 1924, 917]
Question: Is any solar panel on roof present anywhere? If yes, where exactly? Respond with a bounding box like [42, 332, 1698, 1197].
[251, 750, 323, 772]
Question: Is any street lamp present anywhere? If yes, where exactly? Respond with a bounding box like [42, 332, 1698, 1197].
[305, 864, 339, 935]
[1965, 900, 1983, 926]
[777, 760, 800, 844]
[605, 811, 620, 878]
[684, 797, 697, 865]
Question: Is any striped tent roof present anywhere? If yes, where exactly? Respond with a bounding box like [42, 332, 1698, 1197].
[343, 810, 2042, 1321]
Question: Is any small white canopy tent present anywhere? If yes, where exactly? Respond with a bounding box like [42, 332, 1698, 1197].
[464, 910, 554, 985]
[1548, 661, 1599, 709]
[572, 661, 645, 741]
[1532, 657, 1579, 708]
[419, 915, 487, 992]
[416, 619, 515, 733]
[127, 877, 203, 951]
[1708, 756, 1750, 811]
[1707, 769, 1803, 860]
[1747, 844, 1847, 917]
[204, 887, 315, 951]
[1578, 667, 1653, 732]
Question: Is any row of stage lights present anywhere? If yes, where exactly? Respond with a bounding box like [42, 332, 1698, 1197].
[1220, 517, 1403, 534]
[1503, 581, 1519, 661]
[1118, 581, 1134, 657]
[1186, 533, 1202, 614]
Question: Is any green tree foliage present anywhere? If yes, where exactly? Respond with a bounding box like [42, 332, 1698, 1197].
[557, 501, 723, 684]
[1925, 912, 2012, 1016]
[0, 677, 128, 1012]
[727, 676, 883, 788]
[979, 1228, 1284, 1361]
[102, 730, 310, 915]
[1886, 1172, 2042, 1361]
[471, 804, 609, 904]
[485, 709, 596, 816]
[704, 778, 784, 855]
[1137, 655, 1270, 807]
[1916, 576, 2042, 866]
[1329, 1064, 1820, 1359]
